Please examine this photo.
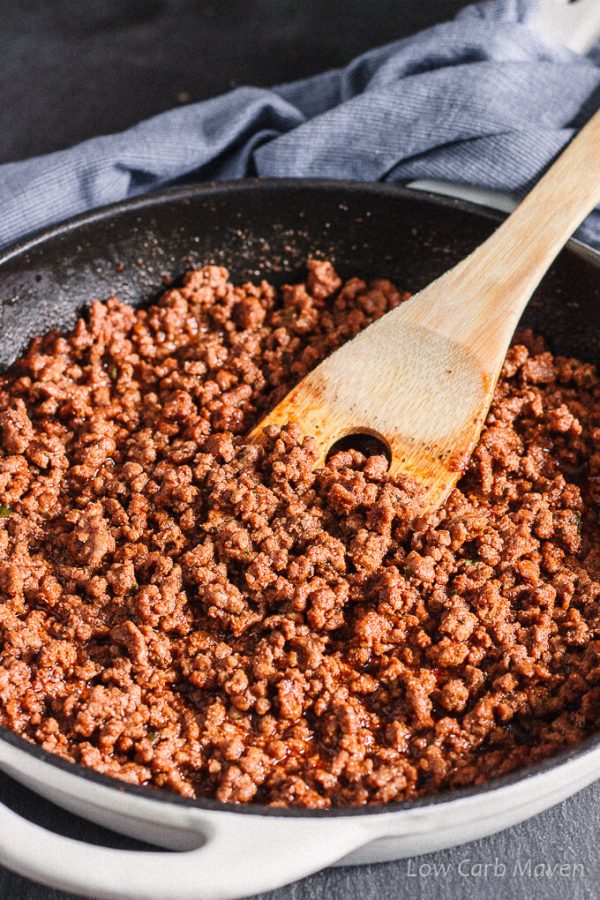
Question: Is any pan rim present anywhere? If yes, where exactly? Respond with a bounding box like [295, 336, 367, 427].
[1, 176, 600, 821]
[1, 175, 597, 267]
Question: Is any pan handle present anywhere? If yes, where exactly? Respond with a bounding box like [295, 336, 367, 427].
[0, 797, 373, 899]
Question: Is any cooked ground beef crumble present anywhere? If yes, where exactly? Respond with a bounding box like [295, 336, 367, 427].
[1, 259, 600, 808]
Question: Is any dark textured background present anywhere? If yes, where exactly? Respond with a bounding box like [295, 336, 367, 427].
[0, 1, 598, 898]
[1, 0, 470, 166]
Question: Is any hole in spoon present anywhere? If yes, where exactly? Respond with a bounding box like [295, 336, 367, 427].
[326, 432, 391, 467]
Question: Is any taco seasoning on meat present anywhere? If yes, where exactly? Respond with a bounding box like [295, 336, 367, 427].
[1, 259, 599, 807]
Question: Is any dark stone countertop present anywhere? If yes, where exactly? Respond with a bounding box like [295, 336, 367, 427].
[0, 1, 597, 898]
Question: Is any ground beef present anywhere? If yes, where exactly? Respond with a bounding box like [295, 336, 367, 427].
[1, 259, 600, 808]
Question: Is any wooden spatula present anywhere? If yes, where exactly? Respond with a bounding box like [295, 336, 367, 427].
[250, 108, 600, 510]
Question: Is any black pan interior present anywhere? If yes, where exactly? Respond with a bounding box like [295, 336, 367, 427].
[1, 179, 600, 371]
[1, 179, 600, 820]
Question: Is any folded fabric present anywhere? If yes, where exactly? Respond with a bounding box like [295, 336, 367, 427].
[1, 0, 599, 252]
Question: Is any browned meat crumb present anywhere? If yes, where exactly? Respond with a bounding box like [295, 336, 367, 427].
[1, 259, 600, 808]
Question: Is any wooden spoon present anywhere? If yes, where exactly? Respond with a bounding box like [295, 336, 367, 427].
[250, 108, 600, 510]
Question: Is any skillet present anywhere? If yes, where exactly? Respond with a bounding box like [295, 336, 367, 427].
[0, 179, 599, 899]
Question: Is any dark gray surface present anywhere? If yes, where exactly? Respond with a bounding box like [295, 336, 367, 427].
[0, 1, 598, 898]
[0, 0, 470, 166]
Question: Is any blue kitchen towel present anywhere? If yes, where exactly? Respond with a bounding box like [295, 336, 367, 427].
[1, 0, 600, 252]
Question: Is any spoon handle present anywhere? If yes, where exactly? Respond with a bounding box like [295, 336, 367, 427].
[406, 106, 600, 358]
[487, 105, 600, 279]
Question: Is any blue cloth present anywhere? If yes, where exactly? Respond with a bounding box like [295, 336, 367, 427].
[1, 0, 600, 251]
